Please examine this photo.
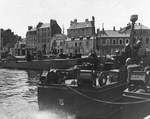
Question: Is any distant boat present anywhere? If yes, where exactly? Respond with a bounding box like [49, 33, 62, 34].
[1, 58, 77, 70]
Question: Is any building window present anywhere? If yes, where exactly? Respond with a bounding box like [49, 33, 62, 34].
[102, 39, 105, 44]
[133, 38, 136, 44]
[60, 42, 63, 46]
[65, 43, 68, 48]
[125, 38, 129, 44]
[119, 39, 123, 45]
[112, 39, 116, 45]
[86, 41, 89, 47]
[75, 42, 77, 47]
[38, 39, 40, 43]
[106, 39, 110, 44]
[146, 38, 149, 43]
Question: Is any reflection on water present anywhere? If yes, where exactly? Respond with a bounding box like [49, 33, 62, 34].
[0, 69, 74, 119]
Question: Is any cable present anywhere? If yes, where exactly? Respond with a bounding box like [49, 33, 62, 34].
[66, 85, 150, 105]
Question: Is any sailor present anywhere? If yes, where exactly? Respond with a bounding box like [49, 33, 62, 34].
[26, 50, 32, 62]
[58, 49, 64, 58]
[125, 57, 132, 66]
[69, 52, 73, 58]
[88, 50, 98, 71]
[88, 50, 97, 59]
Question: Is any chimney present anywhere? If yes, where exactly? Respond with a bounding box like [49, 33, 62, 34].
[70, 21, 74, 26]
[85, 19, 89, 22]
[36, 22, 43, 28]
[97, 29, 100, 34]
[28, 26, 33, 30]
[102, 28, 105, 33]
[113, 26, 115, 31]
[92, 16, 95, 22]
[50, 19, 57, 26]
[74, 19, 77, 23]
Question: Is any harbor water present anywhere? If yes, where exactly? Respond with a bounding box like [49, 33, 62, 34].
[0, 69, 74, 119]
[1, 68, 150, 119]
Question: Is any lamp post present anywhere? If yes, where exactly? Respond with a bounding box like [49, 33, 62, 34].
[130, 14, 138, 59]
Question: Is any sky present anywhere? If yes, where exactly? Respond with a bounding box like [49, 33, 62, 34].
[1, 0, 150, 38]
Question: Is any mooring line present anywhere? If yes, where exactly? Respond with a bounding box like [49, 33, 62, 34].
[66, 85, 150, 105]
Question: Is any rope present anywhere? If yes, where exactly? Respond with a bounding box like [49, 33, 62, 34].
[66, 85, 150, 105]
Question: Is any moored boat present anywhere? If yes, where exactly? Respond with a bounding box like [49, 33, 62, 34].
[120, 63, 150, 119]
[2, 58, 77, 70]
[37, 57, 127, 119]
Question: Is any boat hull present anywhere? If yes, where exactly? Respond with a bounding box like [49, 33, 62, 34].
[122, 91, 150, 119]
[38, 82, 127, 118]
[2, 59, 76, 70]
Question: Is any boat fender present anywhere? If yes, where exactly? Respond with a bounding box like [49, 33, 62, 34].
[48, 69, 59, 84]
[98, 72, 107, 86]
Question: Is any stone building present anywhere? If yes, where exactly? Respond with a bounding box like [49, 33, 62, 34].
[26, 19, 61, 54]
[26, 26, 37, 52]
[96, 27, 130, 56]
[51, 34, 67, 53]
[0, 29, 3, 55]
[14, 38, 26, 56]
[65, 16, 96, 55]
[96, 23, 150, 56]
[120, 23, 150, 55]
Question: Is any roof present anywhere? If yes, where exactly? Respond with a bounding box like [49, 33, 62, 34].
[52, 34, 67, 40]
[98, 30, 130, 37]
[119, 23, 150, 34]
[40, 23, 50, 28]
[68, 21, 93, 29]
[134, 23, 149, 29]
[29, 27, 36, 32]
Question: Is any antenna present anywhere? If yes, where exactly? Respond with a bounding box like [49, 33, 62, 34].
[140, 13, 143, 36]
[102, 23, 104, 29]
[140, 12, 143, 25]
[62, 24, 65, 34]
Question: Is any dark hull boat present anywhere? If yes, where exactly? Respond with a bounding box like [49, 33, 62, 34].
[2, 59, 76, 70]
[38, 83, 126, 119]
[120, 64, 150, 119]
[38, 58, 127, 119]
[122, 91, 150, 119]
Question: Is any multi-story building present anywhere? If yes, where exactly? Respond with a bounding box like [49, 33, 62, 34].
[0, 29, 3, 52]
[0, 29, 3, 58]
[51, 33, 67, 53]
[97, 23, 150, 56]
[65, 16, 95, 55]
[14, 38, 26, 56]
[65, 36, 95, 55]
[26, 26, 37, 52]
[96, 27, 130, 55]
[26, 19, 61, 54]
[120, 23, 150, 54]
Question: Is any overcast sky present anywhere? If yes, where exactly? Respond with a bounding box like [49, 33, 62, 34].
[1, 0, 150, 38]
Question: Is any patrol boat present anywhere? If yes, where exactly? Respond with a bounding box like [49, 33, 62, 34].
[38, 57, 127, 119]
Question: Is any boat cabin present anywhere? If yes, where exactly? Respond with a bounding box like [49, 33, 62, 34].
[39, 57, 126, 88]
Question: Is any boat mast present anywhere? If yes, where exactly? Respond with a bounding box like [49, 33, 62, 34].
[130, 14, 138, 59]
[92, 16, 96, 52]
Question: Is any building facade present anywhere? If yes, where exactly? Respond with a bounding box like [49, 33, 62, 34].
[96, 23, 150, 56]
[14, 38, 26, 56]
[119, 23, 150, 55]
[96, 27, 130, 56]
[65, 37, 94, 55]
[51, 34, 67, 53]
[26, 19, 61, 54]
[26, 26, 37, 52]
[65, 16, 96, 55]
